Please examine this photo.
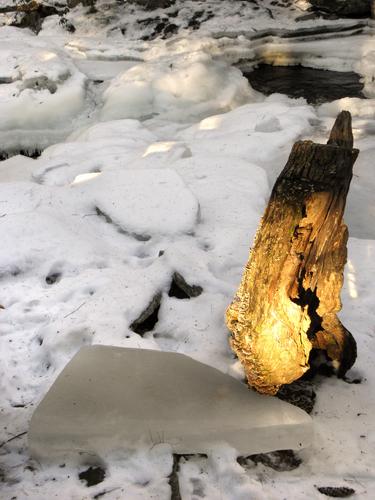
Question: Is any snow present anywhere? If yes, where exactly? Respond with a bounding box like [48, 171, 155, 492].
[0, 28, 87, 151]
[1, 0, 375, 498]
[101, 53, 255, 122]
[75, 168, 200, 237]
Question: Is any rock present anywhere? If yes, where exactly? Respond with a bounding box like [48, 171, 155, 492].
[10, 3, 61, 34]
[78, 466, 106, 487]
[59, 17, 76, 33]
[316, 486, 356, 498]
[45, 272, 62, 285]
[67, 0, 95, 7]
[130, 0, 176, 10]
[309, 0, 371, 17]
[277, 380, 317, 414]
[29, 346, 313, 461]
[168, 272, 203, 299]
[248, 449, 302, 471]
[129, 292, 162, 334]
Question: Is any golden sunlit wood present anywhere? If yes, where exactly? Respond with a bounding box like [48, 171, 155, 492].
[226, 111, 358, 395]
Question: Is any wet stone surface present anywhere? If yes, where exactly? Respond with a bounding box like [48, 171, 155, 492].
[316, 486, 356, 497]
[277, 380, 317, 414]
[78, 466, 106, 487]
[244, 64, 365, 104]
[238, 449, 302, 472]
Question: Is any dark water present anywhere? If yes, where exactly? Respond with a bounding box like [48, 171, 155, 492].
[244, 64, 365, 104]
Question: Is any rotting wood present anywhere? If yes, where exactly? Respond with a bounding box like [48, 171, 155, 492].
[226, 111, 358, 395]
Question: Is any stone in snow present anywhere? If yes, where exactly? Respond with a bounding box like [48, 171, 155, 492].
[29, 346, 313, 461]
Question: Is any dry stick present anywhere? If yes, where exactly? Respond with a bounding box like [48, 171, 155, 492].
[0, 431, 27, 449]
[169, 455, 182, 500]
[226, 111, 358, 395]
[63, 301, 86, 319]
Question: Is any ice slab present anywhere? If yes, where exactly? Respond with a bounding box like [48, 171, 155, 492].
[29, 346, 313, 461]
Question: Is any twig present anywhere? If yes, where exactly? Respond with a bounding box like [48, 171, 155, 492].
[63, 301, 86, 319]
[0, 431, 27, 449]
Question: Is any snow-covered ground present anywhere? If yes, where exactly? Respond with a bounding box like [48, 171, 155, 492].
[1, 1, 375, 499]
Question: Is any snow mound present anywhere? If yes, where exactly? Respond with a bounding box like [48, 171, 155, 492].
[0, 184, 106, 279]
[74, 169, 200, 238]
[68, 119, 155, 143]
[33, 119, 158, 186]
[0, 28, 86, 151]
[101, 53, 257, 122]
[318, 97, 375, 119]
[179, 98, 315, 164]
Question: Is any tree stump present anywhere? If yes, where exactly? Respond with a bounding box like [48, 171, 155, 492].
[226, 111, 358, 395]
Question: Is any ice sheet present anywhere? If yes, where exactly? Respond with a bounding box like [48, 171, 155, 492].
[29, 346, 313, 460]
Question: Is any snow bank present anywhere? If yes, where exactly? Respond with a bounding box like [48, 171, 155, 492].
[0, 27, 87, 151]
[249, 33, 375, 98]
[101, 52, 258, 122]
[318, 97, 375, 119]
[178, 97, 315, 168]
[32, 119, 158, 186]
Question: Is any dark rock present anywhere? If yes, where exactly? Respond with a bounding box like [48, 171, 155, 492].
[20, 149, 42, 159]
[129, 292, 162, 335]
[316, 486, 356, 498]
[168, 272, 203, 299]
[246, 449, 302, 471]
[162, 22, 178, 37]
[130, 0, 175, 10]
[59, 17, 76, 33]
[45, 273, 62, 285]
[67, 0, 95, 7]
[187, 10, 214, 30]
[310, 0, 371, 18]
[343, 376, 363, 384]
[0, 148, 42, 162]
[142, 17, 178, 39]
[277, 380, 316, 414]
[78, 466, 106, 487]
[187, 10, 205, 30]
[11, 4, 61, 34]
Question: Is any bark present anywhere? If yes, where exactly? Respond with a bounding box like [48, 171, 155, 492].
[226, 111, 358, 395]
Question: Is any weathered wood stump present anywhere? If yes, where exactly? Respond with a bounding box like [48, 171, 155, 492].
[226, 111, 358, 395]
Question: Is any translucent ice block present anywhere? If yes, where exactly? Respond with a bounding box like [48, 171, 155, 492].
[29, 346, 313, 460]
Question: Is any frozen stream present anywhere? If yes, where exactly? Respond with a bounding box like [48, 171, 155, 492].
[244, 64, 365, 104]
